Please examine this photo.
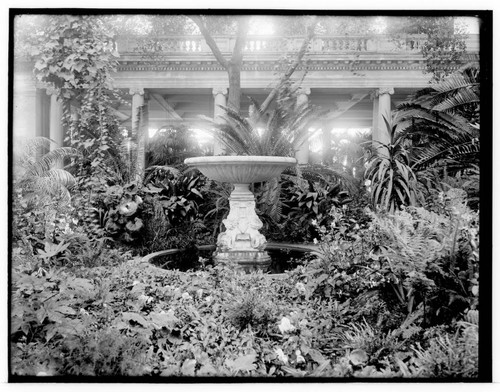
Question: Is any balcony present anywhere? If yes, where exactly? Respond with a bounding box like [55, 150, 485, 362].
[115, 34, 479, 57]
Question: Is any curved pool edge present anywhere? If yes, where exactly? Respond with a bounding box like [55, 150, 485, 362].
[140, 245, 216, 265]
[140, 242, 321, 272]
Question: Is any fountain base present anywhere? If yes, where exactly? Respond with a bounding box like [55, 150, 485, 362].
[214, 250, 271, 272]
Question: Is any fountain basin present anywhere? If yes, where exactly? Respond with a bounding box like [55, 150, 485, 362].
[142, 243, 320, 274]
[184, 156, 296, 184]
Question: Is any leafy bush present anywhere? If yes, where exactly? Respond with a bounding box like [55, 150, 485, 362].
[139, 170, 213, 253]
[226, 291, 276, 335]
[311, 187, 478, 328]
[143, 171, 204, 227]
[410, 321, 478, 378]
[283, 180, 352, 242]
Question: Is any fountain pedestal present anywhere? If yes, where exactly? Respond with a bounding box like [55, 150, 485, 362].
[215, 183, 271, 271]
[184, 156, 296, 271]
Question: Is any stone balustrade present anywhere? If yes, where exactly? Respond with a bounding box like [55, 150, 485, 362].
[115, 34, 479, 56]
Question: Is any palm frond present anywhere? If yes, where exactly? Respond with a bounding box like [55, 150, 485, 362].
[20, 175, 72, 203]
[24, 147, 79, 178]
[433, 87, 479, 113]
[412, 137, 480, 171]
[396, 105, 476, 136]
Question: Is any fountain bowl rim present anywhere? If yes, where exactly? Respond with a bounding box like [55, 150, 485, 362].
[184, 155, 297, 166]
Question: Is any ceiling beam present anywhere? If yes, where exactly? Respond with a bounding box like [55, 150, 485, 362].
[150, 93, 183, 120]
[325, 93, 369, 120]
[109, 108, 131, 125]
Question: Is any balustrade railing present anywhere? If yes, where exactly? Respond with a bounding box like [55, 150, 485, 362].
[116, 34, 478, 56]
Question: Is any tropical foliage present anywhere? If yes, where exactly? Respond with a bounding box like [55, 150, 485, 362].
[13, 137, 79, 204]
[364, 65, 480, 213]
[11, 187, 479, 378]
[395, 64, 480, 209]
[364, 117, 422, 213]
[396, 64, 480, 173]
[11, 14, 483, 381]
[203, 83, 322, 158]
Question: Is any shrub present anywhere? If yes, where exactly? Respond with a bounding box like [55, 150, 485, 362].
[226, 291, 276, 335]
[407, 322, 479, 378]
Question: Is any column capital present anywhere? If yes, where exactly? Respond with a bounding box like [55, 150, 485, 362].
[45, 87, 58, 97]
[297, 87, 311, 96]
[375, 87, 395, 97]
[212, 87, 228, 97]
[129, 87, 145, 96]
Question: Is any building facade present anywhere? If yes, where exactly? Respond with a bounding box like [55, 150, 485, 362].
[13, 33, 480, 163]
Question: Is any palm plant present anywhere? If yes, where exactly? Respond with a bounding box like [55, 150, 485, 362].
[206, 100, 321, 157]
[395, 64, 480, 174]
[13, 137, 80, 243]
[14, 137, 79, 204]
[199, 82, 359, 235]
[392, 64, 480, 209]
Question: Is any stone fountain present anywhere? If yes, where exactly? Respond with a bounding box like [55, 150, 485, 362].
[184, 156, 296, 271]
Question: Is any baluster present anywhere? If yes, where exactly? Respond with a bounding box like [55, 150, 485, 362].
[331, 39, 337, 51]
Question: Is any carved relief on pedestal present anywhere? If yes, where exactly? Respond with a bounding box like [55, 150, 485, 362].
[216, 198, 267, 252]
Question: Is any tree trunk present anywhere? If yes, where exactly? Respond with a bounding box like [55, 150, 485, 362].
[257, 18, 317, 120]
[192, 15, 316, 117]
[227, 64, 241, 111]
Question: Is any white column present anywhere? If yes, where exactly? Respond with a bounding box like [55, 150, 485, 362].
[13, 75, 38, 141]
[373, 87, 394, 156]
[130, 87, 146, 180]
[212, 87, 228, 155]
[371, 91, 379, 142]
[295, 87, 311, 164]
[322, 121, 332, 165]
[49, 93, 64, 149]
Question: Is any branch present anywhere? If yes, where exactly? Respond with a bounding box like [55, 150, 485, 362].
[190, 15, 229, 69]
[257, 17, 318, 119]
[230, 16, 251, 65]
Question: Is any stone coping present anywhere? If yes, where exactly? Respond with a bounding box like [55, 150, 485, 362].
[185, 156, 297, 165]
[140, 242, 321, 266]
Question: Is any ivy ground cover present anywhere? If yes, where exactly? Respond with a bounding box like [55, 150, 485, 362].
[11, 249, 478, 380]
